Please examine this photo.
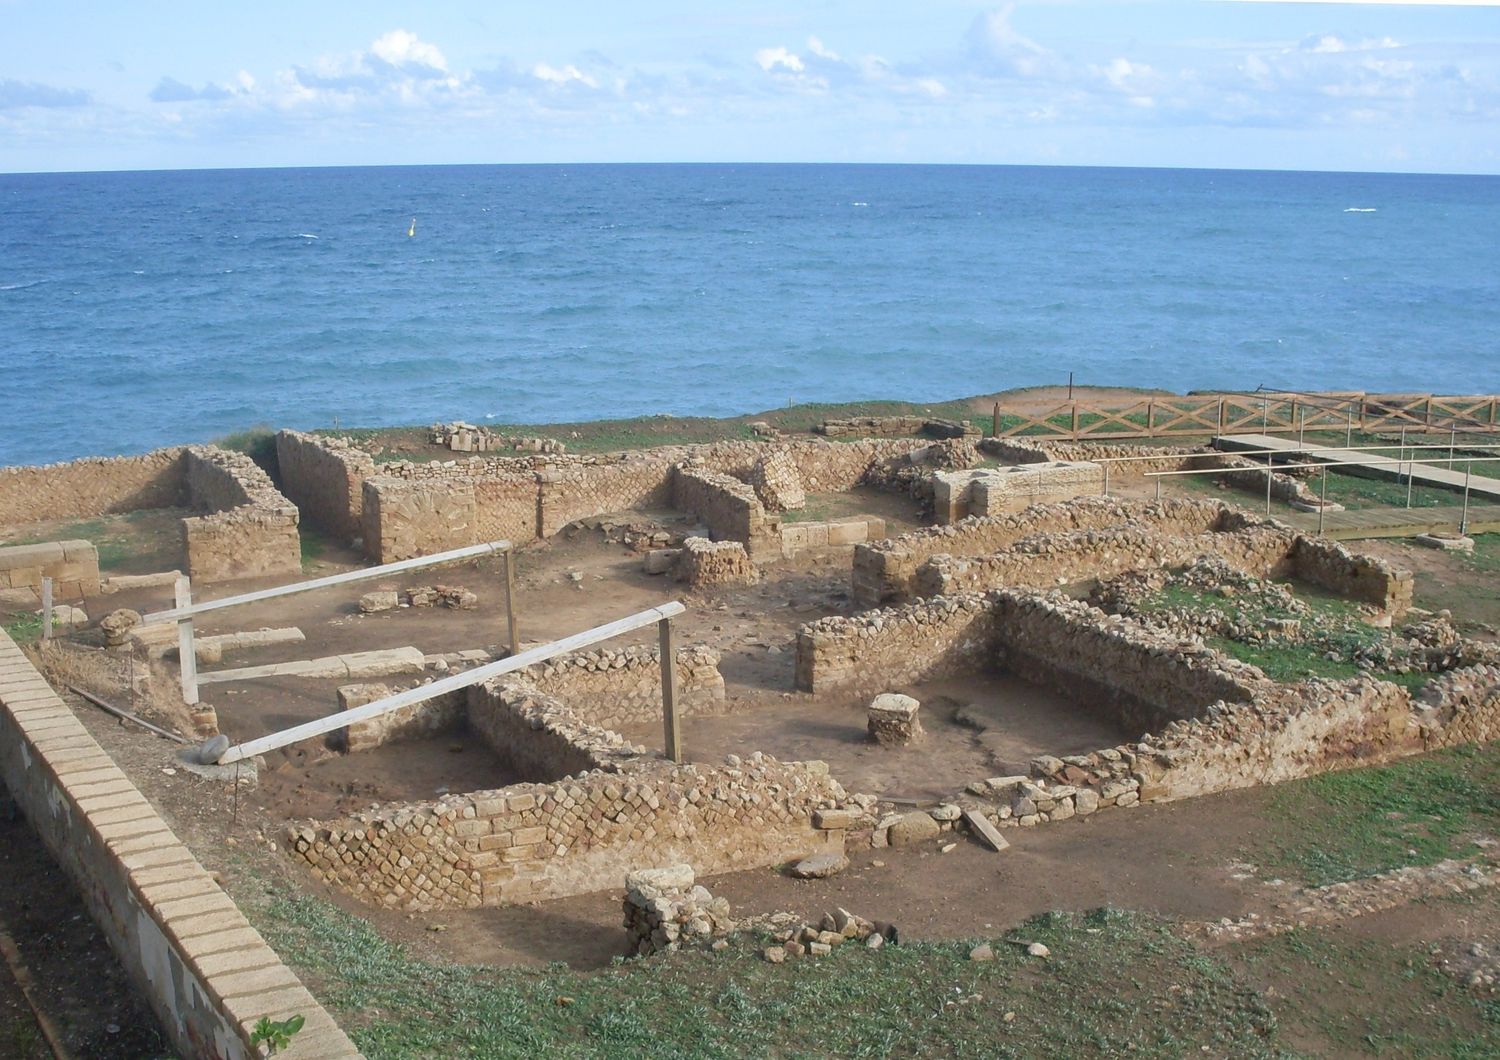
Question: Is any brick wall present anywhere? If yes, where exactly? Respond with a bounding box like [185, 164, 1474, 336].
[0, 631, 361, 1058]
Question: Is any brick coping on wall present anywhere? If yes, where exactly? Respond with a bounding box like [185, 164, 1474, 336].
[0, 631, 361, 1060]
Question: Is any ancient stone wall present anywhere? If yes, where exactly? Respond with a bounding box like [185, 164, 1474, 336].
[466, 680, 647, 782]
[538, 455, 678, 537]
[969, 462, 1106, 516]
[915, 523, 1298, 599]
[338, 684, 466, 753]
[361, 477, 478, 562]
[180, 447, 302, 583]
[0, 540, 100, 599]
[274, 430, 376, 542]
[1292, 536, 1414, 616]
[522, 644, 726, 730]
[854, 497, 1230, 606]
[670, 466, 780, 561]
[988, 590, 1267, 734]
[794, 593, 998, 701]
[0, 448, 186, 526]
[473, 474, 542, 546]
[289, 673, 848, 910]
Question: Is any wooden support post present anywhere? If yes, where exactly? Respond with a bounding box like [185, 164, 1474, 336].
[1449, 427, 1456, 470]
[501, 550, 519, 657]
[1290, 397, 1298, 435]
[1426, 396, 1433, 427]
[40, 577, 52, 642]
[992, 402, 1000, 438]
[174, 576, 199, 706]
[1218, 398, 1225, 433]
[1102, 463, 1110, 497]
[1146, 400, 1155, 435]
[659, 616, 682, 764]
[1266, 463, 1273, 514]
[1462, 463, 1472, 536]
[1346, 401, 1354, 447]
[1070, 404, 1079, 439]
[1318, 469, 1328, 536]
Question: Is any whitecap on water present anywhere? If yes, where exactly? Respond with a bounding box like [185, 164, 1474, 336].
[1343, 207, 1377, 213]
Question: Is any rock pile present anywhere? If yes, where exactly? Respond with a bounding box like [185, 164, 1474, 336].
[623, 865, 735, 957]
[431, 422, 566, 455]
[763, 907, 890, 962]
[359, 585, 478, 612]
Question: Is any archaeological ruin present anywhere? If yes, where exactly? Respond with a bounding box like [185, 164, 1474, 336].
[3, 403, 1499, 1056]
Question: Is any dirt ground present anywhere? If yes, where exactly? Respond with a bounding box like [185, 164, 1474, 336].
[0, 789, 171, 1059]
[5, 447, 1497, 1057]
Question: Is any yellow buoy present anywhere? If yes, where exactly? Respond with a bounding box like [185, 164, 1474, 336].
[408, 217, 417, 238]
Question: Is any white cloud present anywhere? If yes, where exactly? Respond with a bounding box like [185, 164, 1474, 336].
[370, 29, 448, 72]
[532, 63, 599, 89]
[755, 46, 805, 74]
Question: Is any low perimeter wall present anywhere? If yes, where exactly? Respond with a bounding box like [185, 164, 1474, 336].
[0, 631, 360, 1059]
[0, 449, 186, 526]
[288, 677, 848, 910]
[0, 539, 101, 599]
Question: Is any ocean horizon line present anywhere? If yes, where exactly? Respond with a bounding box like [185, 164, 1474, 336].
[5, 159, 1500, 180]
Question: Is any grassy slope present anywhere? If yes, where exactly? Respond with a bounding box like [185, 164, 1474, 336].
[238, 742, 1500, 1059]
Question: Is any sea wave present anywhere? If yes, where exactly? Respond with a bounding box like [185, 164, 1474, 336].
[1344, 207, 1377, 213]
[0, 279, 46, 291]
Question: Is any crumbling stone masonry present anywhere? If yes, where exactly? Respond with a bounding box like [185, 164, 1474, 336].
[0, 445, 300, 584]
[675, 537, 757, 588]
[289, 675, 850, 909]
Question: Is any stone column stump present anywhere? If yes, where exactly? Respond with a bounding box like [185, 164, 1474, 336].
[868, 693, 924, 746]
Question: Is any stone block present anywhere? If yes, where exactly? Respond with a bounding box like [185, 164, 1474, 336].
[867, 693, 924, 746]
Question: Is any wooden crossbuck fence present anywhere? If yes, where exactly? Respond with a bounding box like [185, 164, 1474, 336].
[990, 392, 1500, 443]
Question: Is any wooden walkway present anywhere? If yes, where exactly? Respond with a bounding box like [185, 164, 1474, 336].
[1214, 433, 1500, 505]
[1278, 502, 1500, 541]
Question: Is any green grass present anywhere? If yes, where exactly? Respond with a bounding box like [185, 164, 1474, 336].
[1, 612, 43, 645]
[214, 425, 278, 473]
[1253, 743, 1500, 887]
[251, 896, 1281, 1059]
[1136, 581, 1431, 692]
[298, 526, 335, 570]
[1231, 909, 1500, 1057]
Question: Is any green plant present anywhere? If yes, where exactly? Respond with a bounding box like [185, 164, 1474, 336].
[250, 1014, 305, 1055]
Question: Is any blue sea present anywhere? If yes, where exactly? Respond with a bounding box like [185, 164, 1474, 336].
[2, 163, 1497, 467]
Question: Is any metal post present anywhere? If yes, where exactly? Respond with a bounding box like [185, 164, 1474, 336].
[1067, 371, 1074, 401]
[1449, 427, 1456, 470]
[1266, 464, 1273, 514]
[1102, 463, 1110, 497]
[1155, 476, 1162, 501]
[1399, 426, 1407, 484]
[1346, 401, 1354, 448]
[174, 576, 200, 706]
[501, 550, 520, 657]
[659, 616, 682, 763]
[1318, 468, 1328, 536]
[1406, 460, 1414, 509]
[1261, 399, 1267, 431]
[1298, 408, 1305, 448]
[1462, 463, 1472, 536]
[992, 402, 1000, 438]
[40, 577, 52, 642]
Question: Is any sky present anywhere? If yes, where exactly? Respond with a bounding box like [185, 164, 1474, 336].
[2, 1, 1498, 174]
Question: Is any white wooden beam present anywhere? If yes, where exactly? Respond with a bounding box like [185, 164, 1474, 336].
[215, 602, 686, 765]
[141, 540, 512, 624]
